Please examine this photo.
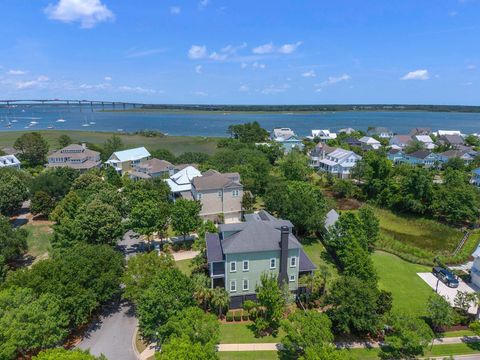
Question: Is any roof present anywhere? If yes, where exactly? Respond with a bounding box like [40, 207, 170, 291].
[0, 154, 20, 167]
[407, 150, 433, 160]
[473, 244, 480, 258]
[193, 170, 242, 191]
[48, 145, 100, 160]
[324, 209, 339, 229]
[46, 160, 101, 170]
[310, 143, 336, 156]
[410, 127, 431, 135]
[273, 128, 295, 138]
[391, 135, 412, 144]
[359, 136, 380, 145]
[472, 168, 480, 176]
[441, 135, 464, 145]
[166, 165, 201, 193]
[388, 148, 402, 155]
[299, 248, 317, 272]
[328, 148, 360, 161]
[129, 170, 151, 179]
[369, 127, 391, 133]
[136, 158, 174, 174]
[414, 135, 434, 143]
[206, 232, 224, 262]
[108, 147, 150, 162]
[440, 150, 473, 159]
[311, 129, 337, 139]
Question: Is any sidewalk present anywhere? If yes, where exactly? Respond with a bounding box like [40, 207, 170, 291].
[172, 250, 199, 261]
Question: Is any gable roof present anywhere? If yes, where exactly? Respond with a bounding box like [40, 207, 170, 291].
[414, 135, 434, 143]
[166, 165, 201, 193]
[192, 170, 242, 191]
[0, 154, 20, 167]
[273, 128, 295, 138]
[440, 134, 464, 145]
[324, 209, 339, 230]
[137, 158, 174, 174]
[391, 135, 412, 144]
[359, 136, 380, 145]
[109, 147, 150, 162]
[407, 150, 433, 160]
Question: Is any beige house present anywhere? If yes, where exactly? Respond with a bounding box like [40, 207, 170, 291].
[191, 170, 243, 223]
[47, 144, 101, 172]
[105, 147, 150, 175]
[129, 158, 175, 180]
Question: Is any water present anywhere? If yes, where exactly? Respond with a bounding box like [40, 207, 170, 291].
[0, 105, 479, 137]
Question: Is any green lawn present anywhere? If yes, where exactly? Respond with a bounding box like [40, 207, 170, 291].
[300, 238, 339, 278]
[373, 207, 462, 254]
[220, 323, 285, 344]
[219, 351, 278, 360]
[0, 130, 220, 156]
[175, 258, 193, 276]
[373, 251, 432, 316]
[24, 223, 53, 259]
[348, 343, 480, 359]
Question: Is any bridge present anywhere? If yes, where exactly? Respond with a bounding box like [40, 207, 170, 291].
[0, 99, 146, 111]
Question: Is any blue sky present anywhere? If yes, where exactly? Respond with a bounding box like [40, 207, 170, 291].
[1, 0, 479, 104]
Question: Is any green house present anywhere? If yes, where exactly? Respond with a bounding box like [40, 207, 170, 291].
[206, 210, 316, 308]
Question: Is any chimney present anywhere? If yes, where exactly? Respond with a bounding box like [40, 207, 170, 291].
[278, 226, 289, 285]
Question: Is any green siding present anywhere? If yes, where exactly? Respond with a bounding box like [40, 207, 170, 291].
[225, 249, 300, 296]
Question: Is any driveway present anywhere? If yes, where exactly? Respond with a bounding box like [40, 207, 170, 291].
[417, 272, 479, 314]
[77, 231, 143, 360]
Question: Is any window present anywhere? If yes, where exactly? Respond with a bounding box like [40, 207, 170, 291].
[243, 260, 249, 271]
[197, 193, 202, 200]
[230, 280, 237, 292]
[289, 274, 296, 282]
[243, 279, 249, 291]
[230, 261, 237, 272]
[218, 190, 222, 197]
[232, 189, 239, 197]
[270, 258, 276, 269]
[290, 257, 297, 267]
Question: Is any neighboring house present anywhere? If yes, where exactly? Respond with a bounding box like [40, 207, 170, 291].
[359, 136, 381, 150]
[310, 129, 337, 142]
[324, 209, 339, 232]
[410, 127, 431, 136]
[272, 127, 295, 139]
[273, 134, 304, 153]
[129, 158, 175, 181]
[344, 137, 363, 147]
[470, 245, 480, 288]
[438, 150, 475, 164]
[165, 165, 202, 197]
[47, 143, 101, 172]
[205, 210, 316, 308]
[438, 135, 465, 148]
[105, 147, 151, 175]
[308, 143, 336, 168]
[387, 149, 405, 164]
[435, 130, 462, 137]
[414, 135, 435, 150]
[1, 147, 19, 156]
[191, 170, 243, 223]
[470, 168, 480, 187]
[318, 148, 362, 179]
[404, 150, 439, 167]
[368, 127, 393, 139]
[339, 128, 356, 135]
[0, 154, 21, 169]
[389, 135, 413, 149]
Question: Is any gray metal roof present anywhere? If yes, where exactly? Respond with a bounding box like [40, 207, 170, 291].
[324, 209, 339, 230]
[299, 249, 317, 272]
[206, 232, 223, 262]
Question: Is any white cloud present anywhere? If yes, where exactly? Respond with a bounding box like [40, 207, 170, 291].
[194, 91, 208, 96]
[261, 84, 289, 95]
[44, 0, 114, 29]
[209, 52, 228, 61]
[195, 65, 203, 74]
[252, 41, 302, 55]
[252, 62, 266, 69]
[118, 85, 156, 94]
[315, 74, 351, 91]
[277, 41, 302, 54]
[239, 84, 249, 92]
[79, 82, 111, 90]
[126, 48, 166, 58]
[170, 6, 181, 15]
[302, 70, 316, 78]
[15, 75, 50, 90]
[401, 69, 429, 80]
[188, 45, 208, 59]
[8, 69, 26, 75]
[252, 42, 275, 54]
[104, 76, 112, 81]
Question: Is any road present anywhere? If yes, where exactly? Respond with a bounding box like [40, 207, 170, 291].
[77, 231, 141, 360]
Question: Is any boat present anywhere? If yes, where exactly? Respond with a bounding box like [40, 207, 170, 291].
[82, 118, 90, 127]
[89, 121, 96, 125]
[30, 121, 38, 125]
[47, 125, 55, 129]
[56, 119, 66, 123]
[11, 119, 18, 123]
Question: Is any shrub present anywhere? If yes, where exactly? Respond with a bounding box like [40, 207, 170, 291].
[226, 311, 234, 322]
[242, 311, 250, 321]
[234, 311, 242, 322]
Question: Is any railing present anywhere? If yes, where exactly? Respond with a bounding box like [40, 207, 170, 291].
[452, 230, 470, 256]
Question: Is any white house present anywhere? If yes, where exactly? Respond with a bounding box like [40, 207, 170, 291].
[105, 147, 151, 175]
[434, 130, 463, 137]
[414, 135, 435, 150]
[359, 136, 381, 150]
[0, 154, 21, 169]
[368, 127, 393, 139]
[309, 129, 337, 142]
[272, 128, 295, 139]
[318, 148, 362, 179]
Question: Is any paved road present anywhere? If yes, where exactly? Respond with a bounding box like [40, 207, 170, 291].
[78, 231, 142, 360]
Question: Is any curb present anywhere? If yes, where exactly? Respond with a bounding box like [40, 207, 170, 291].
[132, 327, 141, 360]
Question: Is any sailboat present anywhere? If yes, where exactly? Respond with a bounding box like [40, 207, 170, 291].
[82, 117, 90, 127]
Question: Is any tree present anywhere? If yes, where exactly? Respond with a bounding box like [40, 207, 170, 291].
[454, 291, 476, 314]
[102, 135, 123, 160]
[255, 273, 287, 336]
[379, 312, 433, 359]
[358, 206, 380, 252]
[404, 140, 424, 154]
[332, 179, 361, 199]
[241, 191, 255, 214]
[280, 310, 334, 359]
[71, 172, 103, 192]
[136, 268, 195, 340]
[0, 216, 27, 264]
[33, 348, 107, 360]
[176, 152, 210, 164]
[227, 122, 269, 143]
[278, 151, 312, 181]
[158, 307, 219, 346]
[426, 293, 456, 331]
[122, 252, 175, 304]
[14, 132, 49, 165]
[465, 134, 480, 147]
[30, 167, 79, 202]
[105, 165, 123, 188]
[170, 199, 202, 241]
[31, 191, 55, 217]
[129, 199, 170, 249]
[150, 148, 176, 163]
[0, 287, 69, 359]
[155, 336, 218, 360]
[326, 276, 381, 335]
[0, 170, 29, 215]
[191, 273, 212, 310]
[210, 287, 230, 317]
[57, 134, 73, 148]
[301, 344, 353, 360]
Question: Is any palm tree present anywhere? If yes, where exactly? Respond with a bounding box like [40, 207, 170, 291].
[211, 287, 230, 318]
[192, 273, 211, 311]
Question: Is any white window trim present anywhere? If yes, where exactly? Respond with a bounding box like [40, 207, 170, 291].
[243, 260, 249, 271]
[218, 190, 222, 197]
[270, 258, 276, 269]
[243, 279, 249, 291]
[232, 189, 239, 197]
[197, 193, 202, 200]
[290, 257, 297, 268]
[230, 261, 237, 272]
[289, 274, 296, 282]
[230, 280, 237, 292]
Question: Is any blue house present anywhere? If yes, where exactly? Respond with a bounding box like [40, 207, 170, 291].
[404, 150, 439, 168]
[272, 128, 304, 153]
[471, 168, 480, 187]
[387, 149, 405, 164]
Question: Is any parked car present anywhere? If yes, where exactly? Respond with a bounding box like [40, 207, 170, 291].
[432, 266, 459, 288]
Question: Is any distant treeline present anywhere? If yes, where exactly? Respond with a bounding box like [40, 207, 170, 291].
[140, 104, 480, 113]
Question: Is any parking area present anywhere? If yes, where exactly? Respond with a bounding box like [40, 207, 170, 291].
[417, 272, 479, 314]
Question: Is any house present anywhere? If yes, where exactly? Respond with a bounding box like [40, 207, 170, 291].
[414, 135, 435, 150]
[339, 128, 356, 135]
[368, 127, 393, 139]
[359, 136, 381, 150]
[47, 144, 101, 172]
[308, 143, 336, 168]
[309, 129, 337, 143]
[105, 147, 151, 175]
[324, 209, 339, 232]
[272, 127, 295, 139]
[344, 137, 363, 147]
[191, 170, 243, 223]
[129, 158, 175, 181]
[438, 150, 475, 165]
[470, 168, 480, 187]
[435, 130, 462, 137]
[272, 129, 304, 153]
[165, 165, 202, 197]
[389, 135, 413, 149]
[205, 210, 316, 307]
[387, 149, 405, 164]
[410, 128, 431, 136]
[470, 245, 480, 288]
[438, 135, 465, 148]
[0, 154, 21, 169]
[318, 148, 362, 179]
[404, 150, 439, 167]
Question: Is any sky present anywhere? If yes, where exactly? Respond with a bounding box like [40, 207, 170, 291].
[1, 0, 480, 105]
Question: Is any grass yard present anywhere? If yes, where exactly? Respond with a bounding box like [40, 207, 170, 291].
[219, 323, 285, 344]
[175, 258, 193, 276]
[373, 207, 462, 254]
[219, 351, 278, 360]
[0, 130, 220, 156]
[300, 238, 339, 279]
[24, 223, 53, 259]
[348, 343, 480, 359]
[373, 251, 432, 316]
